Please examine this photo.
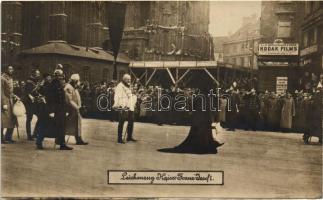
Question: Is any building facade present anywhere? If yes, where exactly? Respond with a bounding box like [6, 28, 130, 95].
[106, 1, 213, 62]
[1, 1, 129, 82]
[1, 1, 212, 83]
[212, 36, 228, 63]
[1, 1, 111, 60]
[299, 1, 323, 76]
[259, 1, 303, 43]
[223, 14, 261, 71]
[257, 1, 304, 93]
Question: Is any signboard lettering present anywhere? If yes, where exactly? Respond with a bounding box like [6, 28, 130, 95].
[276, 77, 288, 94]
[259, 43, 298, 56]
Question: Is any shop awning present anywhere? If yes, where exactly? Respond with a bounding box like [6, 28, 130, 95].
[257, 55, 299, 62]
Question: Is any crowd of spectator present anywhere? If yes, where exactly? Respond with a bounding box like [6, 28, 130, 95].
[10, 71, 322, 144]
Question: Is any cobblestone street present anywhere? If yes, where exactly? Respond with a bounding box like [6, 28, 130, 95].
[1, 118, 322, 198]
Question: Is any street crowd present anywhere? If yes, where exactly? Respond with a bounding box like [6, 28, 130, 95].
[87, 73, 322, 144]
[2, 64, 322, 149]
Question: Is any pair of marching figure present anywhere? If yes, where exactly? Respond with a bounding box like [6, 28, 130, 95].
[34, 66, 89, 150]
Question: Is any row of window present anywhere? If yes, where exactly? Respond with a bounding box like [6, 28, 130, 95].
[302, 26, 323, 48]
[224, 40, 257, 55]
[225, 56, 253, 68]
[276, 2, 322, 39]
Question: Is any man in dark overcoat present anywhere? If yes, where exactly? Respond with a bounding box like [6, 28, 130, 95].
[36, 69, 73, 150]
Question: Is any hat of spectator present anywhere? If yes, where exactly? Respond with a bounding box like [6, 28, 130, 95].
[70, 73, 80, 81]
[56, 64, 63, 70]
[54, 69, 63, 76]
[5, 65, 14, 72]
[31, 68, 39, 74]
[54, 70, 65, 80]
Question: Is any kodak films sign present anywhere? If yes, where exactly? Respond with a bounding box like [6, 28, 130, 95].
[259, 43, 299, 56]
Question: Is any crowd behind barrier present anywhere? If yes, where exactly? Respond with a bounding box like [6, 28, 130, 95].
[54, 76, 322, 139]
[4, 63, 321, 149]
[9, 72, 323, 138]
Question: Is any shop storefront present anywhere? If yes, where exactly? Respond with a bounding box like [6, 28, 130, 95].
[257, 43, 300, 93]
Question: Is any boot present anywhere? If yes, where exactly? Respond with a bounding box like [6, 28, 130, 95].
[75, 136, 88, 145]
[1, 139, 8, 144]
[5, 128, 15, 143]
[36, 143, 44, 150]
[1, 131, 6, 144]
[117, 139, 125, 144]
[6, 140, 16, 144]
[60, 144, 73, 150]
[127, 138, 137, 142]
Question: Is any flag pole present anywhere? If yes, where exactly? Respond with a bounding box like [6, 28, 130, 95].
[113, 58, 117, 80]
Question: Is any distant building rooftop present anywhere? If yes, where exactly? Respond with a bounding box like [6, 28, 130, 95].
[224, 18, 261, 44]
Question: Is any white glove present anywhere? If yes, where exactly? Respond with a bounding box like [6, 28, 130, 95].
[29, 95, 34, 103]
[13, 95, 20, 101]
[3, 105, 8, 110]
[49, 113, 55, 117]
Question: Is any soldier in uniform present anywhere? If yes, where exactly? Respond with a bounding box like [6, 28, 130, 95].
[24, 69, 42, 140]
[1, 66, 19, 143]
[227, 82, 240, 131]
[246, 88, 260, 131]
[34, 73, 52, 149]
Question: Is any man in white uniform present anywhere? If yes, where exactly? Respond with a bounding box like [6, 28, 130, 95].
[113, 74, 137, 143]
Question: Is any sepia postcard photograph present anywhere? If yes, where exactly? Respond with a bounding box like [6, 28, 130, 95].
[0, 0, 322, 198]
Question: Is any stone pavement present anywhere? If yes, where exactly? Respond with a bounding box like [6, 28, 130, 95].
[1, 117, 322, 198]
